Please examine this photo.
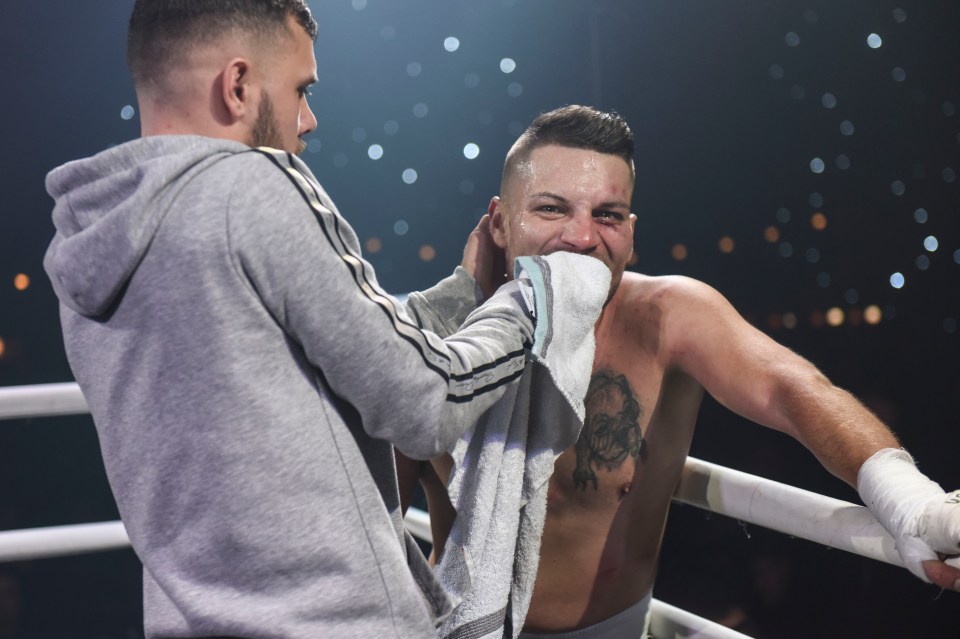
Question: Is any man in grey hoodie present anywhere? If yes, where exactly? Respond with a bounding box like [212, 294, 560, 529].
[42, 2, 609, 637]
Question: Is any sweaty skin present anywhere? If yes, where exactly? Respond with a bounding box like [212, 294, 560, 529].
[524, 274, 704, 630]
[490, 147, 901, 630]
[413, 274, 707, 629]
[490, 145, 706, 628]
[399, 142, 956, 633]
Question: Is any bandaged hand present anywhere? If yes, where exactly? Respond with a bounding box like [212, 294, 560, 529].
[858, 448, 960, 588]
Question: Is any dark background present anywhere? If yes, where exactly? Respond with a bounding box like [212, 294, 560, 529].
[1, 0, 958, 636]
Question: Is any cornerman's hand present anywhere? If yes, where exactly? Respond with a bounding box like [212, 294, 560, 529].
[460, 214, 507, 300]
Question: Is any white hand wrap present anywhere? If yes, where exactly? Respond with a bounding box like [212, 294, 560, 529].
[857, 448, 960, 582]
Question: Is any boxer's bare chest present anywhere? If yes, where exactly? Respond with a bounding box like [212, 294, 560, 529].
[549, 283, 700, 509]
[529, 280, 704, 629]
[550, 306, 666, 505]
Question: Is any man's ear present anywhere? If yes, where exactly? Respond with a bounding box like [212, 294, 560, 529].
[220, 57, 252, 122]
[488, 196, 509, 249]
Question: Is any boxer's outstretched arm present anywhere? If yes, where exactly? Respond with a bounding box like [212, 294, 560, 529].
[652, 276, 959, 591]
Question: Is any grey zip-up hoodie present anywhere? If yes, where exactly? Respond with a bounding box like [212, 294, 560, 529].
[44, 136, 537, 638]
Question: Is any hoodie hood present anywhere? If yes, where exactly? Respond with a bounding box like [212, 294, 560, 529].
[44, 135, 251, 317]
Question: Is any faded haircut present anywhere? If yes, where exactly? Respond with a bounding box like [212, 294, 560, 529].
[127, 0, 318, 88]
[502, 105, 635, 189]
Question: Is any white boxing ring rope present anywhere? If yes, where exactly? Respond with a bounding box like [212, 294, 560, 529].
[674, 457, 903, 568]
[0, 382, 905, 565]
[0, 383, 909, 639]
[0, 382, 89, 420]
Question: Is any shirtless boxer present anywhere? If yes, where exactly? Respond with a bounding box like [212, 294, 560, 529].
[399, 105, 960, 637]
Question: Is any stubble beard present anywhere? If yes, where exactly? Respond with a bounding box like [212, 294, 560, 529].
[249, 92, 306, 155]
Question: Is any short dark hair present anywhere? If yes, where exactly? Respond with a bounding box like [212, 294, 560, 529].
[127, 0, 318, 87]
[503, 105, 635, 187]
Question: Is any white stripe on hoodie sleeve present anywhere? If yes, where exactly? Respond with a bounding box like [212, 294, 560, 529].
[228, 149, 535, 459]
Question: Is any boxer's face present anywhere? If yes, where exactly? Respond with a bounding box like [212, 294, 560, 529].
[490, 144, 636, 298]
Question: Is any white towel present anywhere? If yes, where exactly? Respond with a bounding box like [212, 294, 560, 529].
[437, 252, 610, 639]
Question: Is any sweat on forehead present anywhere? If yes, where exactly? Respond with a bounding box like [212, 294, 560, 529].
[502, 144, 635, 203]
[500, 105, 636, 194]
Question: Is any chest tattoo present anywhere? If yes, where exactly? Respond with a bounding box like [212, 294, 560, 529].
[573, 370, 647, 490]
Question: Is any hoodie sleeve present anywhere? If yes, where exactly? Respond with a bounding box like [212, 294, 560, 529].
[225, 150, 532, 459]
[403, 267, 482, 337]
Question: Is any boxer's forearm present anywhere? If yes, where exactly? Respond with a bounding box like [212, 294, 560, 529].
[776, 377, 900, 487]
